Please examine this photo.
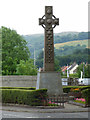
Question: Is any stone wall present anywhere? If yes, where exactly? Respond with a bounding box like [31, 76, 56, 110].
[0, 76, 37, 87]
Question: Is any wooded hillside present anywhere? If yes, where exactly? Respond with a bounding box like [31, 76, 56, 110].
[23, 32, 89, 58]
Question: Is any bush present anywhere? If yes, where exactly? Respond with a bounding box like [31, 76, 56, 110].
[16, 60, 37, 75]
[1, 88, 47, 106]
[0, 87, 36, 90]
[82, 89, 90, 106]
[69, 73, 78, 78]
[63, 86, 90, 93]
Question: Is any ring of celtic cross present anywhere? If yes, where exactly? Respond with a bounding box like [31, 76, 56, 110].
[41, 15, 57, 29]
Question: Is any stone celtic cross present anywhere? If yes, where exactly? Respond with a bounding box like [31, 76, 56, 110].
[39, 6, 59, 71]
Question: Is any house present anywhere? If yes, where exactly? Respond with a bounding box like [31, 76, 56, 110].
[68, 62, 78, 74]
[61, 62, 78, 75]
[61, 66, 68, 74]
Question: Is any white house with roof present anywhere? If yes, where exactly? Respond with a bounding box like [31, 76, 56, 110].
[68, 63, 78, 74]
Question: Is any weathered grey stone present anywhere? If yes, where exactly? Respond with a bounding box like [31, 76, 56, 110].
[39, 6, 59, 71]
[0, 76, 37, 87]
[36, 72, 63, 96]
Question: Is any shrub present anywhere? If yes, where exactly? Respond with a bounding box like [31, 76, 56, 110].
[1, 88, 47, 106]
[74, 98, 86, 104]
[69, 73, 78, 78]
[16, 60, 37, 75]
[70, 88, 81, 93]
[0, 87, 36, 90]
[82, 89, 90, 106]
[63, 86, 90, 93]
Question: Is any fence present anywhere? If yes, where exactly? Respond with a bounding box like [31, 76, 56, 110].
[42, 93, 68, 108]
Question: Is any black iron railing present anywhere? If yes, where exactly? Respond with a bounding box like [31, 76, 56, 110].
[42, 93, 68, 107]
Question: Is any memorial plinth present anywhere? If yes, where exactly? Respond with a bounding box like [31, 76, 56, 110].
[36, 6, 63, 96]
[36, 71, 63, 96]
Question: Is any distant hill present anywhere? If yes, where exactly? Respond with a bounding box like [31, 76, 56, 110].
[54, 40, 88, 49]
[22, 32, 89, 58]
[23, 34, 44, 59]
[54, 40, 88, 56]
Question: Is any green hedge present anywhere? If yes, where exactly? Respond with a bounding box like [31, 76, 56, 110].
[63, 86, 90, 93]
[1, 88, 47, 106]
[0, 87, 36, 90]
[82, 89, 90, 106]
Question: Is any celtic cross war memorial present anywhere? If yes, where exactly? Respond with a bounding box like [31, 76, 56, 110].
[36, 6, 63, 96]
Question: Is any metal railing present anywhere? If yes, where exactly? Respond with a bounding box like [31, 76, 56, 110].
[42, 93, 68, 108]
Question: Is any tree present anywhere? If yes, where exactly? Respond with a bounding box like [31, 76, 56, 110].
[78, 32, 88, 40]
[36, 51, 61, 71]
[16, 59, 37, 75]
[85, 64, 90, 78]
[36, 51, 43, 68]
[2, 26, 30, 75]
[54, 58, 61, 71]
[77, 63, 90, 78]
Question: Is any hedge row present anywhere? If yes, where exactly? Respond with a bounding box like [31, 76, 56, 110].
[63, 86, 90, 93]
[1, 88, 47, 106]
[1, 86, 89, 93]
[0, 87, 36, 90]
[82, 89, 90, 106]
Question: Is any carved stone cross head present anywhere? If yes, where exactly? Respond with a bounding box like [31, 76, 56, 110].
[39, 6, 59, 71]
[39, 6, 59, 29]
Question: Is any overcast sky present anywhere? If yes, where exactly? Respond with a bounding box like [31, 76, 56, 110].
[0, 0, 89, 35]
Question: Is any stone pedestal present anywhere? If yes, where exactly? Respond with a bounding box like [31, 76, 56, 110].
[36, 71, 63, 96]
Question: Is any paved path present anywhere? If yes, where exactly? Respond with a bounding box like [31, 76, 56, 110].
[0, 103, 90, 119]
[1, 103, 89, 113]
[2, 110, 89, 118]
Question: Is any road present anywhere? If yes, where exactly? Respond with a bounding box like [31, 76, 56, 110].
[1, 110, 89, 118]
